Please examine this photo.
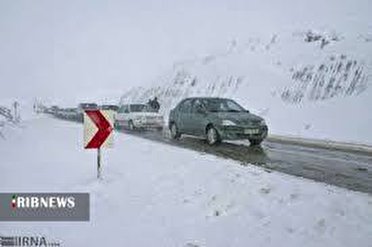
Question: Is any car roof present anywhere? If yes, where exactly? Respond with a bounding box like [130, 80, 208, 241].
[79, 103, 97, 107]
[182, 97, 231, 101]
[121, 103, 146, 106]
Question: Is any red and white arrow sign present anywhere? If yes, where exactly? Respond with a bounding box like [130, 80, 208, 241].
[84, 110, 114, 149]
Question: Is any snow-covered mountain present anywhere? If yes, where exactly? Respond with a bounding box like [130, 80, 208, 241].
[119, 28, 372, 144]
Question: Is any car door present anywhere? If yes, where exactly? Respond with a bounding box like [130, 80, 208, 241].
[190, 99, 208, 136]
[117, 105, 129, 126]
[122, 105, 131, 127]
[177, 99, 193, 134]
[116, 105, 125, 124]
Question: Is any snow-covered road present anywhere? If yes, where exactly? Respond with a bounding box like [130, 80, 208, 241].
[116, 126, 372, 194]
[1, 116, 371, 246]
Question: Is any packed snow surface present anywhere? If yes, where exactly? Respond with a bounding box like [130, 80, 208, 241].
[0, 115, 371, 246]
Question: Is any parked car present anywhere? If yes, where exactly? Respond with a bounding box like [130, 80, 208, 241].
[168, 97, 268, 145]
[115, 104, 164, 130]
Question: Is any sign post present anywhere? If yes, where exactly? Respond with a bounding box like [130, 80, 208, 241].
[83, 110, 114, 179]
[13, 101, 19, 122]
[97, 148, 101, 179]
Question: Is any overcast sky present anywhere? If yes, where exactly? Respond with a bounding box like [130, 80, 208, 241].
[0, 0, 369, 105]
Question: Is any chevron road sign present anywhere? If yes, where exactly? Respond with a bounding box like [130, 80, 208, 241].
[84, 110, 114, 149]
[83, 110, 114, 178]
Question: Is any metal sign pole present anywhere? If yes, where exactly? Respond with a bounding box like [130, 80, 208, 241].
[13, 101, 19, 122]
[97, 148, 101, 179]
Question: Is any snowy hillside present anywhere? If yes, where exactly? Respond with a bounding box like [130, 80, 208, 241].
[119, 29, 372, 145]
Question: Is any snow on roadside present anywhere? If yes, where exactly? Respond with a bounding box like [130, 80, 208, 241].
[0, 98, 39, 140]
[0, 116, 371, 247]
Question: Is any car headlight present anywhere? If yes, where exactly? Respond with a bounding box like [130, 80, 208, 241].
[260, 119, 266, 125]
[222, 120, 237, 126]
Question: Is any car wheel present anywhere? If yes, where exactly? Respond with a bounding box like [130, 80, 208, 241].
[170, 123, 181, 139]
[128, 120, 135, 130]
[206, 126, 221, 145]
[249, 139, 263, 146]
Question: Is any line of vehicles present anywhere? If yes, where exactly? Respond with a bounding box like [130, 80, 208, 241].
[43, 97, 268, 146]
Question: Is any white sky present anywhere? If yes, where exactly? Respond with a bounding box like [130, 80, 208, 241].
[0, 0, 370, 105]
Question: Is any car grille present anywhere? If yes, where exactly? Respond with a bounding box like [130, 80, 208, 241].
[237, 119, 261, 126]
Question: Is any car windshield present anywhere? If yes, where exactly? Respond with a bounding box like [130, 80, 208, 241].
[201, 99, 245, 112]
[102, 105, 118, 111]
[130, 104, 146, 112]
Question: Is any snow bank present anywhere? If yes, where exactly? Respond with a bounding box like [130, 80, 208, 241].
[0, 98, 37, 140]
[0, 116, 371, 246]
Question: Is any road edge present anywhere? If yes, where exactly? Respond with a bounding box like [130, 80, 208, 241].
[267, 135, 372, 155]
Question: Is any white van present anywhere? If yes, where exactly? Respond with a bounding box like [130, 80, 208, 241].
[115, 104, 164, 130]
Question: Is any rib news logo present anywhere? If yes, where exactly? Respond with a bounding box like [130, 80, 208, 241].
[0, 193, 89, 221]
[10, 194, 75, 210]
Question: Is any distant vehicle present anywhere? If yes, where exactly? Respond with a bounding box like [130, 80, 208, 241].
[115, 104, 164, 130]
[78, 103, 98, 112]
[49, 105, 59, 114]
[100, 104, 119, 112]
[63, 108, 79, 121]
[168, 97, 268, 145]
[54, 108, 65, 118]
[76, 103, 98, 122]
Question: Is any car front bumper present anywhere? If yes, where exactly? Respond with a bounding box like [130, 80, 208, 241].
[133, 119, 164, 129]
[116, 119, 164, 129]
[217, 125, 268, 140]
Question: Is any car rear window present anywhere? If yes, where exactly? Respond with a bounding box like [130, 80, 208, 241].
[130, 104, 146, 112]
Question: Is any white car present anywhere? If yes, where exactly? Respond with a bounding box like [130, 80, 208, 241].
[115, 104, 164, 130]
